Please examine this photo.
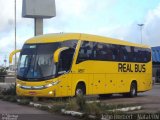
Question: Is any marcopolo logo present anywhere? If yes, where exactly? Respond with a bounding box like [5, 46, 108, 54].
[118, 63, 146, 73]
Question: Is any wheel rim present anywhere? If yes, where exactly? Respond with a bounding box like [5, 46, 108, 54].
[76, 88, 83, 96]
[131, 84, 136, 96]
[132, 87, 136, 95]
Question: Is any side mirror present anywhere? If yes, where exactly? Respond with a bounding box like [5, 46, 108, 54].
[53, 47, 69, 63]
[9, 49, 21, 64]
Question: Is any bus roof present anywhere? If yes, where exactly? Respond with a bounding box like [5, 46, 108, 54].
[25, 33, 150, 48]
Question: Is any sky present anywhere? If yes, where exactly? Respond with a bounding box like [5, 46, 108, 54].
[0, 0, 160, 66]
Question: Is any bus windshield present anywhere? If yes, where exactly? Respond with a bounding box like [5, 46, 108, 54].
[17, 43, 60, 81]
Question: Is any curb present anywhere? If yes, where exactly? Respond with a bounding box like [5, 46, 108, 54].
[30, 102, 42, 107]
[17, 100, 142, 119]
[61, 109, 84, 117]
[109, 106, 142, 112]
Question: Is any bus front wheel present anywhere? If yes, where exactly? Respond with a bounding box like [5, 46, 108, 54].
[75, 83, 86, 96]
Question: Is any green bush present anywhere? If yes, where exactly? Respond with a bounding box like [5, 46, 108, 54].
[0, 67, 8, 82]
[50, 104, 66, 113]
[2, 95, 12, 101]
[65, 98, 79, 111]
[64, 95, 87, 112]
[1, 84, 16, 96]
[85, 102, 102, 117]
[76, 95, 86, 111]
[0, 67, 7, 76]
[9, 96, 17, 102]
[32, 96, 39, 102]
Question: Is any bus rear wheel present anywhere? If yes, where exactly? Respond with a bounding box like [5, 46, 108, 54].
[123, 82, 137, 97]
[129, 82, 137, 97]
[75, 83, 86, 96]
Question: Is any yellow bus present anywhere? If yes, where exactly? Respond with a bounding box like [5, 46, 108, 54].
[10, 33, 152, 98]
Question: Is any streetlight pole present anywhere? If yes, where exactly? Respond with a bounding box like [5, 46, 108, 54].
[14, 0, 17, 72]
[137, 24, 144, 44]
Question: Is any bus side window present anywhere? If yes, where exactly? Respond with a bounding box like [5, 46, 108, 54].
[134, 47, 146, 63]
[106, 46, 113, 61]
[95, 43, 104, 60]
[135, 47, 139, 62]
[140, 49, 146, 62]
[123, 46, 130, 61]
[111, 45, 118, 61]
[130, 47, 136, 62]
[77, 41, 93, 63]
[117, 45, 125, 61]
[93, 43, 113, 61]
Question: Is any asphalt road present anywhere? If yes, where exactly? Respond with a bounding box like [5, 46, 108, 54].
[0, 100, 78, 120]
[100, 84, 160, 113]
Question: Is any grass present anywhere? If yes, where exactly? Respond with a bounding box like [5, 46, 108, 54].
[2, 95, 12, 101]
[32, 96, 39, 102]
[76, 95, 86, 111]
[50, 104, 66, 113]
[65, 97, 79, 111]
[85, 102, 102, 117]
[0, 87, 142, 119]
[17, 98, 30, 105]
[25, 95, 138, 116]
[38, 105, 49, 111]
[9, 96, 17, 102]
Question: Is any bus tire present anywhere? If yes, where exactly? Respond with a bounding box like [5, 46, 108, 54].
[75, 83, 86, 96]
[123, 82, 137, 98]
[129, 82, 137, 97]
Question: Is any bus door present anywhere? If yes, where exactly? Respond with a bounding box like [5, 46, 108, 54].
[55, 47, 75, 96]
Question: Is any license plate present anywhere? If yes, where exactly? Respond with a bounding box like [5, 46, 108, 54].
[29, 91, 36, 95]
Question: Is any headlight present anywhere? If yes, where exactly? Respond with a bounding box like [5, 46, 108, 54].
[16, 83, 21, 87]
[45, 83, 53, 88]
[45, 80, 61, 88]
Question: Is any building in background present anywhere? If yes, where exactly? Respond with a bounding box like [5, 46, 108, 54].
[152, 46, 160, 83]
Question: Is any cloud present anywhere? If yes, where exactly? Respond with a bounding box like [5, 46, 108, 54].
[143, 4, 160, 46]
[0, 0, 14, 32]
[44, 0, 117, 33]
[98, 3, 160, 47]
[0, 0, 160, 66]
